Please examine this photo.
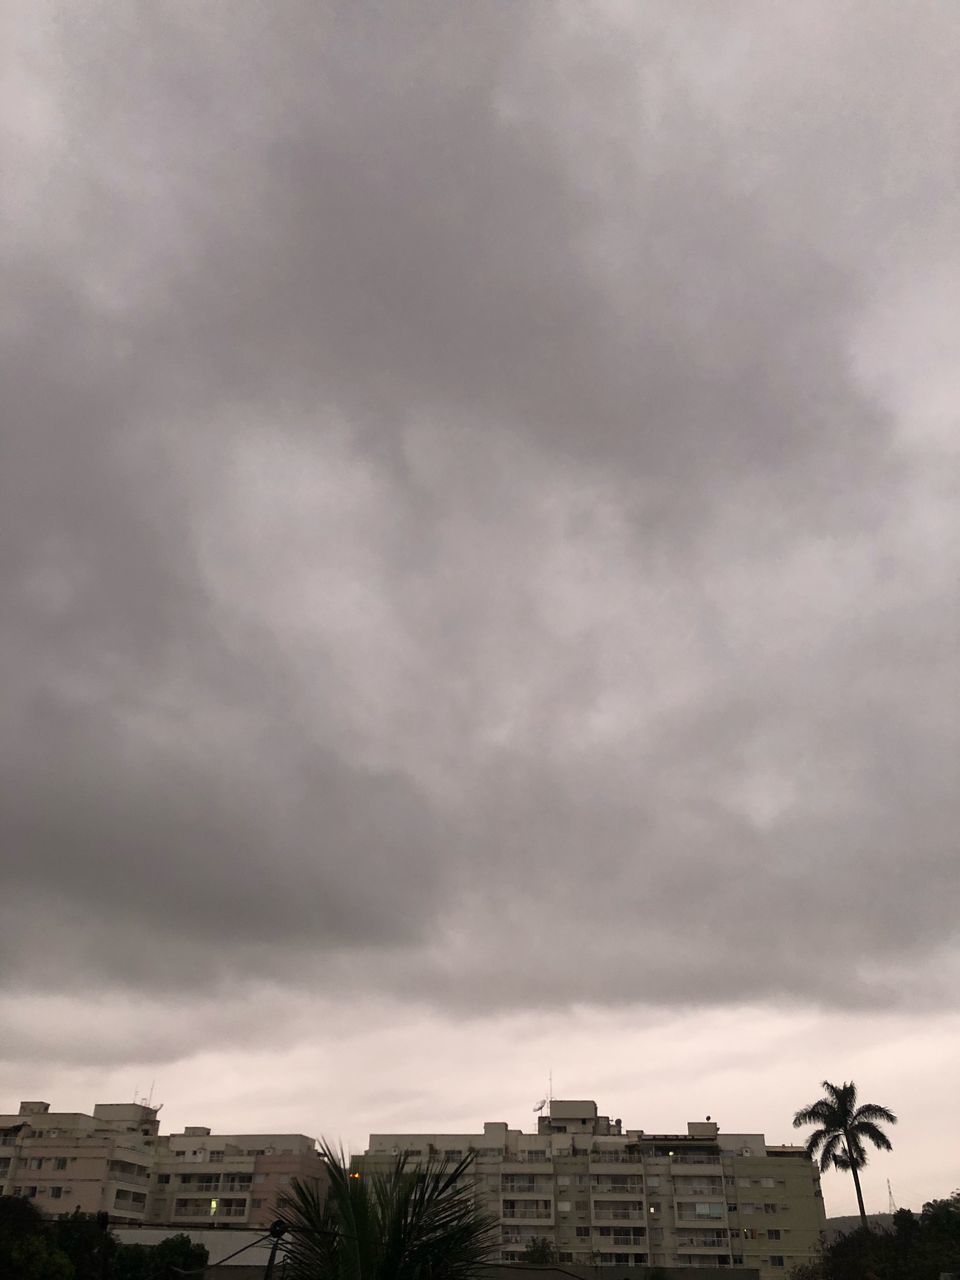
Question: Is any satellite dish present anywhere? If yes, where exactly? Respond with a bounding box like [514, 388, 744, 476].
[533, 1099, 547, 1112]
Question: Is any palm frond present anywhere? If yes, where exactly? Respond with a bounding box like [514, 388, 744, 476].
[853, 1103, 897, 1127]
[816, 1132, 844, 1174]
[793, 1101, 834, 1128]
[281, 1170, 342, 1280]
[852, 1120, 893, 1153]
[282, 1142, 497, 1280]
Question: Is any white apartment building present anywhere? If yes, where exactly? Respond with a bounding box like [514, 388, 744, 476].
[358, 1099, 825, 1278]
[0, 1100, 327, 1230]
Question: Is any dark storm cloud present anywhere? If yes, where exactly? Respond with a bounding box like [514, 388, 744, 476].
[1, 1, 957, 1016]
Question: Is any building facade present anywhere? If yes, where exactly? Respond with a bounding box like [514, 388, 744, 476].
[0, 1100, 327, 1230]
[357, 1099, 826, 1278]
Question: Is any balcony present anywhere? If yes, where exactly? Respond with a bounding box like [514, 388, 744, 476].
[592, 1207, 644, 1222]
[676, 1235, 728, 1250]
[670, 1156, 721, 1172]
[502, 1202, 553, 1222]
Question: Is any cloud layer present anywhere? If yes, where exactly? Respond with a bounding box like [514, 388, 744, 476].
[2, 0, 958, 1030]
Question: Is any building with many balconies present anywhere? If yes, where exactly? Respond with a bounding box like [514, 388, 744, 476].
[356, 1099, 826, 1279]
[0, 1100, 327, 1231]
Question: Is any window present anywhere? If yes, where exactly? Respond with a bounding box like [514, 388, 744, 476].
[764, 1203, 778, 1214]
[30, 1158, 43, 1170]
[157, 1174, 170, 1185]
[737, 1178, 751, 1188]
[770, 1256, 785, 1268]
[50, 1187, 63, 1200]
[558, 1253, 573, 1263]
[209, 1150, 224, 1162]
[252, 1198, 263, 1209]
[54, 1158, 68, 1171]
[767, 1229, 781, 1241]
[760, 1177, 775, 1188]
[27, 1187, 37, 1198]
[576, 1227, 590, 1238]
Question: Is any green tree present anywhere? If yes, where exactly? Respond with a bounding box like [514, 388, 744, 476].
[0, 1195, 74, 1280]
[114, 1232, 209, 1279]
[522, 1236, 557, 1264]
[793, 1080, 896, 1229]
[51, 1209, 117, 1280]
[280, 1142, 499, 1280]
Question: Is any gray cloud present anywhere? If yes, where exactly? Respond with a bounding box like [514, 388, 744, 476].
[1, 0, 957, 1026]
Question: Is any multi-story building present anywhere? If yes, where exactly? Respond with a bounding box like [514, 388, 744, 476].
[357, 1099, 825, 1278]
[149, 1124, 326, 1229]
[0, 1101, 158, 1223]
[0, 1100, 327, 1230]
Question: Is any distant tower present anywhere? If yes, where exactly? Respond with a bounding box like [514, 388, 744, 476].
[887, 1179, 898, 1213]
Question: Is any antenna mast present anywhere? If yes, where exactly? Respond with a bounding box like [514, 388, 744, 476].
[887, 1179, 898, 1214]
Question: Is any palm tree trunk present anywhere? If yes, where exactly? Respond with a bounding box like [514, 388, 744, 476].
[844, 1134, 868, 1229]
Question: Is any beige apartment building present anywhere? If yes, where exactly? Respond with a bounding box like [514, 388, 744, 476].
[357, 1099, 826, 1278]
[0, 1100, 327, 1230]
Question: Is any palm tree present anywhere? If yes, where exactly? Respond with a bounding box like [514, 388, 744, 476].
[279, 1141, 499, 1280]
[793, 1080, 897, 1228]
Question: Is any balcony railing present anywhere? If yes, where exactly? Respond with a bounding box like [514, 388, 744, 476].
[593, 1209, 644, 1221]
[502, 1209, 553, 1221]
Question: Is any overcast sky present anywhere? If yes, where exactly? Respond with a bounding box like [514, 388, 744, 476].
[2, 0, 958, 1219]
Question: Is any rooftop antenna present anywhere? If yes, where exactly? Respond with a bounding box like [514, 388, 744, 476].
[146, 1081, 156, 1109]
[549, 1070, 553, 1102]
[887, 1179, 898, 1214]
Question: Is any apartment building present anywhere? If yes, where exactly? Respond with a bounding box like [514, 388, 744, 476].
[149, 1125, 326, 1230]
[0, 1100, 327, 1230]
[357, 1099, 826, 1279]
[0, 1101, 158, 1223]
